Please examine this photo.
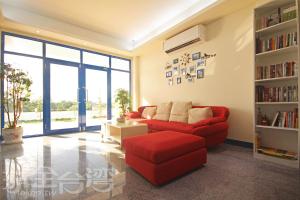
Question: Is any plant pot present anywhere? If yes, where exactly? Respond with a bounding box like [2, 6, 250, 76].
[0, 143, 24, 159]
[117, 116, 125, 123]
[2, 127, 23, 144]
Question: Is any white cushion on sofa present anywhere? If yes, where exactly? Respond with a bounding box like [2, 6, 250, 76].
[169, 101, 192, 123]
[142, 107, 157, 119]
[153, 102, 173, 121]
[188, 107, 213, 124]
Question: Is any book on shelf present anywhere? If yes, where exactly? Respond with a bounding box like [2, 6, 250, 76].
[282, 5, 297, 22]
[257, 7, 281, 29]
[257, 146, 298, 160]
[256, 31, 297, 54]
[256, 4, 296, 30]
[270, 108, 298, 128]
[271, 112, 280, 126]
[255, 85, 298, 102]
[256, 61, 297, 80]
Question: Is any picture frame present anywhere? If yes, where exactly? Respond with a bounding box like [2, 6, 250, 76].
[189, 65, 196, 75]
[192, 52, 201, 60]
[197, 69, 205, 79]
[168, 78, 173, 86]
[166, 71, 172, 78]
[181, 67, 187, 75]
[197, 59, 206, 67]
[173, 66, 180, 76]
[177, 77, 181, 84]
[173, 58, 179, 64]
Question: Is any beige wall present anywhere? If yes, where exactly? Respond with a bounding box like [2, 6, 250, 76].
[137, 5, 256, 142]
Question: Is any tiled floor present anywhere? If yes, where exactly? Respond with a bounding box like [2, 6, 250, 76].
[0, 132, 299, 200]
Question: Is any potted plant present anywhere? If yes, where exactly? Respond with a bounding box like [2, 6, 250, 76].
[0, 64, 32, 144]
[114, 88, 131, 123]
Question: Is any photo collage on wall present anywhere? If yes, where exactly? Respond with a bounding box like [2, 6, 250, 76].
[165, 51, 216, 86]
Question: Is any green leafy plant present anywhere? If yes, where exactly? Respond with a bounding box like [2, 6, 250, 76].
[114, 88, 131, 117]
[0, 64, 32, 128]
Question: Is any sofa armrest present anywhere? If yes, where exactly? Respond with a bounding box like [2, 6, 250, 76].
[190, 117, 225, 128]
[126, 111, 142, 119]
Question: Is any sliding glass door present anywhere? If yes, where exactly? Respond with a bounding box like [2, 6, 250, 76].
[85, 68, 107, 129]
[44, 60, 108, 133]
[45, 60, 81, 134]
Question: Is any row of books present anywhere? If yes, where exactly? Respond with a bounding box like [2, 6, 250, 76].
[256, 85, 298, 102]
[256, 31, 297, 54]
[256, 61, 297, 80]
[256, 5, 297, 30]
[271, 108, 298, 128]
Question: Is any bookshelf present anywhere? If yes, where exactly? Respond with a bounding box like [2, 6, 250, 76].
[254, 0, 300, 169]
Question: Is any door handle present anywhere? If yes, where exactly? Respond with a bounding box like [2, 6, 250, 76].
[77, 88, 81, 103]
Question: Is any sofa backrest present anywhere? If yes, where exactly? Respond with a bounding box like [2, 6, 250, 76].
[138, 105, 229, 120]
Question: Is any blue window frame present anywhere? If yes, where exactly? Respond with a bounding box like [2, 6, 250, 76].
[0, 32, 131, 138]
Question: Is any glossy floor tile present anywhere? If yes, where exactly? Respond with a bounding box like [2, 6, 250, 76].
[0, 133, 299, 200]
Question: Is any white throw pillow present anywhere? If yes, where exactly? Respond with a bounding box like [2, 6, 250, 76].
[169, 102, 192, 123]
[142, 107, 157, 119]
[153, 102, 173, 121]
[188, 107, 213, 124]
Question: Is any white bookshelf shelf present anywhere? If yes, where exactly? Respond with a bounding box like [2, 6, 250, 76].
[254, 152, 299, 168]
[256, 125, 298, 132]
[256, 18, 297, 35]
[256, 46, 298, 57]
[255, 102, 298, 105]
[255, 76, 298, 83]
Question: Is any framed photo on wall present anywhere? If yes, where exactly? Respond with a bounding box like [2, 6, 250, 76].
[197, 69, 204, 79]
[192, 52, 201, 60]
[166, 71, 172, 78]
[168, 78, 173, 86]
[181, 67, 187, 75]
[173, 66, 180, 76]
[189, 65, 196, 75]
[173, 58, 179, 64]
[177, 77, 181, 84]
[197, 59, 206, 67]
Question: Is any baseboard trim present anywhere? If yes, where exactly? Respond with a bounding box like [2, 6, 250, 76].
[225, 139, 253, 149]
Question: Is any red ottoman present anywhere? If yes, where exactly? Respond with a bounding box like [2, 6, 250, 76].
[123, 131, 207, 185]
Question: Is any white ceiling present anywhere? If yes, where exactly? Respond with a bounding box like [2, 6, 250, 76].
[0, 0, 220, 50]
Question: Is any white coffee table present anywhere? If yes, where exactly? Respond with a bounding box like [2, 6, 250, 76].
[106, 120, 148, 146]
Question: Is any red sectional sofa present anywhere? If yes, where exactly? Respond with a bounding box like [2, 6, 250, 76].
[126, 106, 230, 148]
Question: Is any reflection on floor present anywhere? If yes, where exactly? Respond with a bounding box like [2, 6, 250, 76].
[0, 132, 299, 200]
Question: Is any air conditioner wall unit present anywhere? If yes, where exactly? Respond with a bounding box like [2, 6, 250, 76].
[163, 25, 206, 53]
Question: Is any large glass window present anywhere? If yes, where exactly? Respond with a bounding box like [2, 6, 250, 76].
[111, 71, 130, 117]
[111, 57, 130, 71]
[1, 33, 131, 136]
[4, 35, 43, 56]
[46, 44, 80, 63]
[83, 51, 109, 67]
[4, 54, 43, 136]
